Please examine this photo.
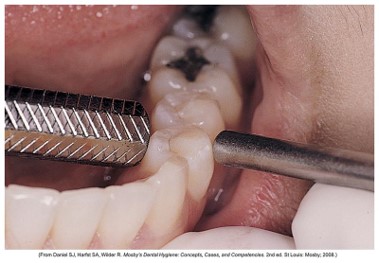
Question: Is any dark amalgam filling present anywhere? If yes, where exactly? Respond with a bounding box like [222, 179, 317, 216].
[166, 47, 210, 82]
[184, 5, 218, 32]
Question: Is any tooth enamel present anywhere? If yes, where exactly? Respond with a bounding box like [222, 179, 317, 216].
[97, 182, 156, 248]
[195, 67, 242, 128]
[150, 36, 187, 71]
[51, 188, 107, 249]
[163, 226, 295, 249]
[145, 157, 187, 240]
[170, 128, 214, 201]
[137, 125, 214, 203]
[292, 184, 374, 249]
[152, 91, 225, 140]
[138, 128, 177, 174]
[6, 185, 59, 249]
[202, 43, 241, 89]
[171, 17, 207, 40]
[211, 6, 257, 62]
[147, 65, 241, 128]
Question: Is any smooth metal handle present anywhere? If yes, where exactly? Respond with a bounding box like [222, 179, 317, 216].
[5, 85, 150, 167]
[213, 131, 374, 192]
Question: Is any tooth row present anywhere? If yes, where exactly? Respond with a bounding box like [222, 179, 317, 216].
[6, 127, 214, 249]
[5, 6, 255, 249]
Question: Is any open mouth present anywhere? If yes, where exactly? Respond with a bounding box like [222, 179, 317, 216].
[5, 5, 374, 249]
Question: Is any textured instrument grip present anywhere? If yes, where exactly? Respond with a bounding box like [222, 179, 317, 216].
[5, 85, 150, 167]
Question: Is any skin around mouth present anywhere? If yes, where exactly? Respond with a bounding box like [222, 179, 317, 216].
[4, 5, 374, 249]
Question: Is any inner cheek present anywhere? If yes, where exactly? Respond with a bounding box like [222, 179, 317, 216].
[5, 5, 181, 98]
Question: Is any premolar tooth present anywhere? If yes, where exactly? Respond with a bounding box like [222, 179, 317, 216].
[152, 91, 225, 140]
[6, 185, 59, 249]
[170, 128, 214, 201]
[51, 188, 107, 249]
[138, 128, 177, 174]
[211, 6, 257, 62]
[98, 182, 156, 248]
[145, 157, 188, 241]
[137, 125, 214, 203]
[292, 184, 374, 249]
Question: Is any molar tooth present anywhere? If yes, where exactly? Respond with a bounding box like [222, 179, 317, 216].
[150, 36, 213, 73]
[145, 157, 188, 241]
[6, 185, 59, 249]
[171, 17, 207, 40]
[292, 184, 374, 249]
[98, 182, 156, 248]
[211, 6, 257, 62]
[150, 36, 187, 71]
[202, 43, 241, 89]
[195, 67, 242, 128]
[51, 187, 107, 249]
[152, 91, 225, 140]
[148, 67, 188, 106]
[147, 65, 241, 129]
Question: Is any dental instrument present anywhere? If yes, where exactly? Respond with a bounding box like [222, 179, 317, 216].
[5, 84, 150, 167]
[5, 85, 374, 192]
[213, 131, 374, 192]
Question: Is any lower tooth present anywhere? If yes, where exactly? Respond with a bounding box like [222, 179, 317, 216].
[152, 91, 225, 140]
[144, 157, 187, 242]
[292, 184, 374, 249]
[6, 185, 59, 249]
[97, 182, 156, 248]
[195, 67, 242, 128]
[51, 188, 107, 249]
[170, 128, 214, 201]
[211, 6, 257, 62]
[147, 66, 241, 129]
[171, 17, 207, 40]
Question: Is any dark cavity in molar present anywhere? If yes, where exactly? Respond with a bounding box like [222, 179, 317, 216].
[166, 47, 210, 82]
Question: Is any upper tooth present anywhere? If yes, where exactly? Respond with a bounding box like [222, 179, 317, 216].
[292, 183, 374, 249]
[51, 187, 107, 249]
[6, 185, 59, 249]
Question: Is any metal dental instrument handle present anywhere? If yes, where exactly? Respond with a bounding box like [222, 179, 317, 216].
[5, 84, 150, 167]
[213, 130, 374, 192]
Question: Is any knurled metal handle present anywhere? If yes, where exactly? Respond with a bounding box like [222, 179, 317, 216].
[5, 85, 150, 167]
